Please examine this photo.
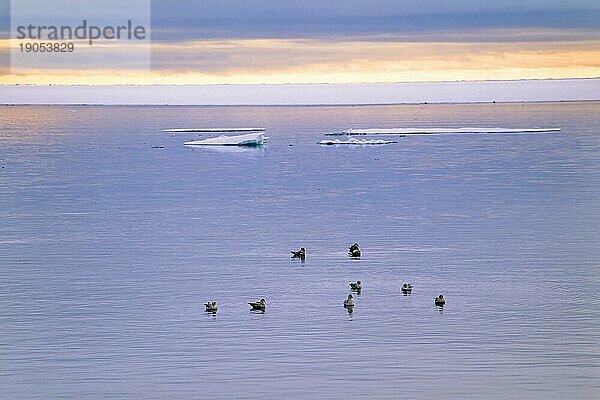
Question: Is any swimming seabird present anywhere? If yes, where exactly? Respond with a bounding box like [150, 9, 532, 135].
[401, 283, 413, 294]
[291, 247, 306, 260]
[349, 280, 362, 291]
[343, 294, 355, 307]
[204, 301, 218, 313]
[249, 298, 267, 311]
[434, 294, 446, 306]
[348, 243, 361, 258]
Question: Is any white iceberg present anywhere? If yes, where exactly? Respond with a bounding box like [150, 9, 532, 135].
[319, 138, 396, 145]
[184, 132, 267, 146]
[325, 127, 561, 136]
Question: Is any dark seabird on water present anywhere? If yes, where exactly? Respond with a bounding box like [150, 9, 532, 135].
[343, 294, 355, 308]
[249, 298, 267, 311]
[435, 294, 446, 306]
[204, 301, 218, 313]
[291, 247, 306, 260]
[348, 243, 361, 258]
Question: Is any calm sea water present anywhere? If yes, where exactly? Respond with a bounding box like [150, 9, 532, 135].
[1, 102, 599, 399]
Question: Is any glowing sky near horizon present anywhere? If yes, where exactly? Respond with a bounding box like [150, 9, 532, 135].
[0, 0, 599, 85]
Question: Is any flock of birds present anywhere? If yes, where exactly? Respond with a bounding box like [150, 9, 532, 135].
[204, 243, 447, 314]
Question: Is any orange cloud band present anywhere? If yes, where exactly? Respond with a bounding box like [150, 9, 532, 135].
[2, 37, 599, 84]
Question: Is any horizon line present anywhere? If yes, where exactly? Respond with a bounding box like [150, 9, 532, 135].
[2, 79, 599, 106]
[2, 100, 599, 107]
[2, 77, 600, 88]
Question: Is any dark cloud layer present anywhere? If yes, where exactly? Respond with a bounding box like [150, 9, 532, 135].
[150, 0, 600, 41]
[1, 0, 598, 41]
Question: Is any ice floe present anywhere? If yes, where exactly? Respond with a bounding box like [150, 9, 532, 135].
[325, 127, 561, 136]
[164, 128, 265, 133]
[184, 132, 267, 146]
[319, 138, 396, 145]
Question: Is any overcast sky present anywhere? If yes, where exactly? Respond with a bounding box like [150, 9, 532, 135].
[1, 0, 599, 85]
[150, 1, 599, 39]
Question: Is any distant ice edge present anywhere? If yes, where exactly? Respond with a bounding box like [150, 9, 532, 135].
[165, 128, 265, 133]
[325, 127, 561, 136]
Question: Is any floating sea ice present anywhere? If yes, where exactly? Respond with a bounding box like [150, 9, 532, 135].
[324, 127, 561, 136]
[319, 138, 396, 145]
[184, 132, 267, 146]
